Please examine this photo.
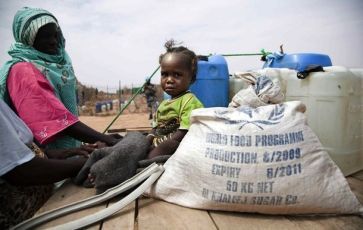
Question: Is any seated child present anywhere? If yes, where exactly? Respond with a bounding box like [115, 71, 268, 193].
[147, 40, 204, 159]
[74, 40, 204, 192]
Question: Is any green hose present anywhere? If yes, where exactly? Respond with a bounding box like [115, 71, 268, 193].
[102, 66, 160, 133]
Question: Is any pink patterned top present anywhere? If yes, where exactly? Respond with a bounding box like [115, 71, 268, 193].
[7, 62, 78, 145]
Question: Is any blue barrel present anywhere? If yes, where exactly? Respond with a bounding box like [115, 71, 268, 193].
[263, 53, 332, 72]
[95, 102, 102, 113]
[189, 55, 229, 107]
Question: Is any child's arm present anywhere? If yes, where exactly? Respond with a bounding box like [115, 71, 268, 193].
[146, 128, 156, 145]
[147, 129, 187, 159]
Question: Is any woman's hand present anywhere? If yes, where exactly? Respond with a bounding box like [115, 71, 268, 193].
[106, 133, 123, 146]
[93, 141, 108, 149]
[64, 121, 123, 146]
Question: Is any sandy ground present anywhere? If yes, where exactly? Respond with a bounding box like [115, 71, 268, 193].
[79, 113, 152, 133]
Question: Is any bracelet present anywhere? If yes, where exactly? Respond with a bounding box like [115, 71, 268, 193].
[147, 134, 155, 138]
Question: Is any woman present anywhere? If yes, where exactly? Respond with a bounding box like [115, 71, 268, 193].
[0, 99, 89, 228]
[0, 7, 120, 150]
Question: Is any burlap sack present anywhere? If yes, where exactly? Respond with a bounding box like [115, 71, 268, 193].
[147, 101, 362, 214]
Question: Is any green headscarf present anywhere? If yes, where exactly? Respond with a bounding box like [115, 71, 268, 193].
[0, 7, 80, 149]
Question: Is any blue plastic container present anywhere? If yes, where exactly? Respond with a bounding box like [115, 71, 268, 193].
[95, 102, 102, 113]
[189, 55, 229, 107]
[263, 53, 332, 72]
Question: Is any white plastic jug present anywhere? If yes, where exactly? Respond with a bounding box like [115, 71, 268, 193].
[350, 68, 363, 169]
[256, 67, 362, 176]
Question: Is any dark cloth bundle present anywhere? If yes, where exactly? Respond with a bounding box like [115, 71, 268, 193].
[74, 131, 149, 194]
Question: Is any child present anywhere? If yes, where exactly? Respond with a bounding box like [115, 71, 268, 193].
[75, 40, 204, 192]
[147, 40, 204, 159]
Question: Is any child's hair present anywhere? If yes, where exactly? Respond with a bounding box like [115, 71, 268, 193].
[159, 39, 198, 83]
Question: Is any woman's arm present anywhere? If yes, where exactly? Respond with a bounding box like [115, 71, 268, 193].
[7, 63, 121, 146]
[2, 157, 87, 186]
[63, 121, 121, 146]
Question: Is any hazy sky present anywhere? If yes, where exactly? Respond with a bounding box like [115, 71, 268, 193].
[0, 0, 362, 92]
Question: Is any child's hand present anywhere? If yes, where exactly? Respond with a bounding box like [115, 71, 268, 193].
[146, 134, 155, 145]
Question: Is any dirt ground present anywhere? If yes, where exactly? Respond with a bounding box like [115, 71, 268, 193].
[79, 112, 152, 133]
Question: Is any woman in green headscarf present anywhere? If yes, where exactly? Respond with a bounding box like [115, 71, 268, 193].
[0, 7, 120, 150]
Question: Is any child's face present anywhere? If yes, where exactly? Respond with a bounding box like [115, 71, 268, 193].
[160, 53, 193, 98]
[33, 23, 59, 55]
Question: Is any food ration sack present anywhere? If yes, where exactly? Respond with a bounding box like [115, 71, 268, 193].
[147, 101, 363, 214]
[229, 74, 284, 108]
